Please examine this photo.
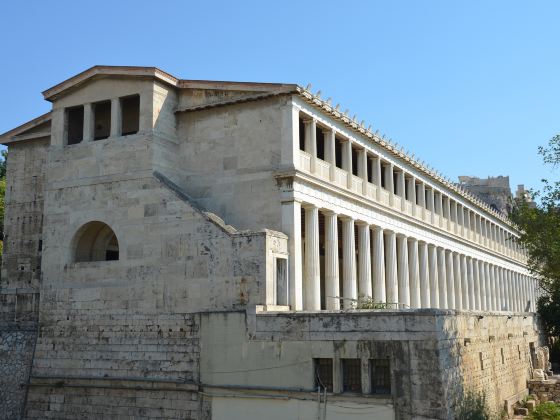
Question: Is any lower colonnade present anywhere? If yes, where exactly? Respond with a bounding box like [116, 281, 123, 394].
[294, 202, 538, 312]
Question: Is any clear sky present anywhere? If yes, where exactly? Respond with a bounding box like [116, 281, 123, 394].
[1, 0, 558, 192]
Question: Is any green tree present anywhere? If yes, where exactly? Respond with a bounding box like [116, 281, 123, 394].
[510, 135, 560, 338]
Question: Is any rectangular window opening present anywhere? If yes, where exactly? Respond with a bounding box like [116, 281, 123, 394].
[66, 105, 84, 145]
[380, 163, 387, 189]
[314, 358, 333, 392]
[121, 95, 140, 136]
[94, 101, 111, 140]
[299, 117, 306, 151]
[367, 156, 373, 183]
[342, 358, 362, 393]
[479, 352, 484, 370]
[501, 348, 505, 364]
[370, 359, 391, 395]
[351, 147, 358, 176]
[335, 136, 343, 168]
[393, 171, 398, 195]
[316, 126, 325, 160]
[404, 177, 410, 201]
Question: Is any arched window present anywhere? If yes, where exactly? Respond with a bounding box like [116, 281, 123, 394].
[73, 221, 119, 262]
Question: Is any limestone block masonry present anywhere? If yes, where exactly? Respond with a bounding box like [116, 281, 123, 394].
[0, 66, 546, 419]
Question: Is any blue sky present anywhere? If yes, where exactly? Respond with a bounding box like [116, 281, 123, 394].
[1, 1, 558, 192]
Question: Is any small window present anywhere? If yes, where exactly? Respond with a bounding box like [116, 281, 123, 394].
[314, 358, 333, 392]
[66, 105, 84, 145]
[342, 359, 362, 393]
[370, 359, 391, 395]
[121, 95, 140, 136]
[380, 163, 387, 189]
[299, 117, 305, 151]
[94, 101, 111, 140]
[316, 126, 325, 161]
[501, 348, 505, 364]
[73, 221, 119, 262]
[479, 352, 484, 370]
[367, 156, 373, 183]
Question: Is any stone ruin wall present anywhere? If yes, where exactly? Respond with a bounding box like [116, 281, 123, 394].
[0, 139, 47, 419]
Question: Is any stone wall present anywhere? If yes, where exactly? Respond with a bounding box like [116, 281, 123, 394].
[0, 329, 36, 420]
[22, 128, 286, 417]
[201, 310, 544, 420]
[2, 138, 48, 290]
[0, 138, 45, 419]
[528, 379, 560, 403]
[177, 96, 290, 232]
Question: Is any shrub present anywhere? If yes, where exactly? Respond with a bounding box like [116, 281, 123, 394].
[529, 402, 560, 420]
[455, 390, 494, 420]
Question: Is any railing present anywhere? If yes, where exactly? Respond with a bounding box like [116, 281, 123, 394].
[296, 152, 518, 262]
[334, 167, 347, 188]
[404, 201, 413, 216]
[316, 159, 330, 181]
[415, 205, 424, 220]
[299, 150, 311, 172]
[366, 183, 377, 200]
[351, 175, 363, 194]
[379, 189, 390, 206]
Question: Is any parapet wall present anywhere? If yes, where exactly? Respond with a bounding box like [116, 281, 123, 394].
[201, 309, 544, 420]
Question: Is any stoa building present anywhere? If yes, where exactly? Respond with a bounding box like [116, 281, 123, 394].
[0, 66, 546, 420]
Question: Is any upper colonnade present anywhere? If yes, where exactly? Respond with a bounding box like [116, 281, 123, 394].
[280, 95, 538, 313]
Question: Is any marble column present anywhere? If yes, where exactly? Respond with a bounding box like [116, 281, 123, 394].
[490, 266, 500, 311]
[282, 201, 302, 310]
[373, 157, 382, 200]
[502, 268, 509, 311]
[419, 242, 430, 308]
[428, 245, 439, 308]
[83, 103, 94, 142]
[505, 269, 512, 311]
[386, 163, 395, 205]
[460, 254, 469, 310]
[473, 259, 481, 310]
[507, 270, 515, 312]
[467, 257, 475, 310]
[408, 238, 420, 308]
[304, 205, 321, 310]
[478, 261, 487, 311]
[385, 231, 398, 307]
[309, 119, 320, 174]
[496, 267, 504, 311]
[358, 222, 372, 299]
[437, 247, 448, 309]
[324, 129, 336, 182]
[358, 149, 368, 195]
[446, 250, 455, 309]
[453, 253, 463, 310]
[342, 217, 357, 308]
[110, 97, 121, 138]
[484, 263, 492, 311]
[372, 226, 386, 303]
[397, 234, 410, 308]
[324, 211, 339, 310]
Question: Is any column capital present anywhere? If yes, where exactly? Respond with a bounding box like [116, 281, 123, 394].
[301, 202, 317, 210]
[339, 214, 355, 222]
[396, 232, 408, 239]
[355, 220, 370, 227]
[322, 209, 338, 217]
[302, 117, 316, 124]
[371, 225, 384, 232]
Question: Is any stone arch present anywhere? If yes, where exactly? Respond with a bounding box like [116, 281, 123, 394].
[73, 221, 119, 262]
